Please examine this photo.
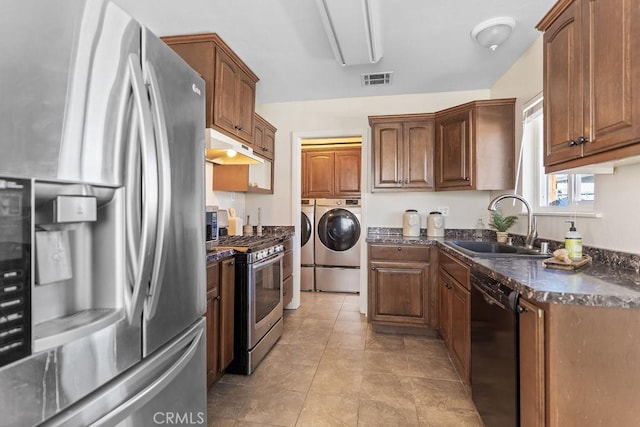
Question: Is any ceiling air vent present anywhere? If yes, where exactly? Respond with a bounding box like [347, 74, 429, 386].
[362, 71, 392, 86]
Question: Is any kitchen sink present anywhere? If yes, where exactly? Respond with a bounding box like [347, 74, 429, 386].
[446, 240, 549, 258]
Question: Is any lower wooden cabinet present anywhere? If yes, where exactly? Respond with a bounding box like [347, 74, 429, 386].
[283, 238, 293, 307]
[438, 250, 471, 384]
[206, 257, 235, 389]
[368, 244, 437, 330]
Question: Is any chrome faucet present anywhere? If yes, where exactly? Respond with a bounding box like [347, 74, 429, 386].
[487, 194, 537, 249]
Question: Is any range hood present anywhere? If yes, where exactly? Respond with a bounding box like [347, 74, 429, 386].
[205, 129, 265, 165]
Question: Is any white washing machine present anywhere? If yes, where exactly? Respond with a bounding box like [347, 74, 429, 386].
[314, 198, 361, 293]
[300, 199, 315, 291]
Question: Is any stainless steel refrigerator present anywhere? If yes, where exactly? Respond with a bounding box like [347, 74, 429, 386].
[0, 0, 207, 425]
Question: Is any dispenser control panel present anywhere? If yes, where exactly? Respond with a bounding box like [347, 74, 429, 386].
[0, 177, 31, 367]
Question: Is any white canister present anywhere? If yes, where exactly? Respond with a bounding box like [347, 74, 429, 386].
[427, 211, 445, 237]
[402, 209, 421, 237]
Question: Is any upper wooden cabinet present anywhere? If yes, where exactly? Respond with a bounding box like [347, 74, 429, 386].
[435, 99, 515, 191]
[537, 0, 640, 172]
[301, 146, 361, 198]
[162, 33, 259, 146]
[253, 114, 276, 160]
[369, 115, 435, 191]
[369, 99, 515, 192]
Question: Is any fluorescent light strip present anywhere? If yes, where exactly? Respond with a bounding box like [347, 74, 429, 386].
[319, 0, 346, 66]
[362, 0, 376, 63]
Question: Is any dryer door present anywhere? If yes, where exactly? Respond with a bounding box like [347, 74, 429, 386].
[317, 208, 360, 251]
[301, 211, 312, 247]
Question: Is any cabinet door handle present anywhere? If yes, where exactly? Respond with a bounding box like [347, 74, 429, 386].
[464, 177, 470, 181]
[577, 136, 589, 145]
[568, 139, 578, 147]
[397, 247, 402, 251]
[404, 179, 409, 184]
[517, 305, 526, 314]
[215, 295, 221, 301]
[371, 267, 376, 271]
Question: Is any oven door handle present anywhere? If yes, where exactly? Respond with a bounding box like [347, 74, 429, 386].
[251, 252, 284, 270]
[472, 282, 506, 310]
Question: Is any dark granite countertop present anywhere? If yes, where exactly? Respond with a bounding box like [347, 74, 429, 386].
[206, 249, 235, 264]
[367, 232, 640, 309]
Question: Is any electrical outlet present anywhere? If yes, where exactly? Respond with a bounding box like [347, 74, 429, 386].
[437, 206, 450, 216]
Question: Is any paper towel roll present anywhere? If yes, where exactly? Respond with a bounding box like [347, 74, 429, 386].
[228, 217, 243, 236]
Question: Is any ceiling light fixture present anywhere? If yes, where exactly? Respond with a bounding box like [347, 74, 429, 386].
[315, 0, 383, 66]
[471, 17, 516, 51]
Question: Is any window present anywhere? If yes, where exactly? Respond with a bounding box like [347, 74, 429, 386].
[520, 94, 595, 213]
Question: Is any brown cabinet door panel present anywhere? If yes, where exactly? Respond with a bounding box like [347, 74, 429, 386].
[301, 152, 308, 197]
[214, 49, 239, 136]
[438, 277, 451, 344]
[370, 261, 428, 325]
[519, 298, 545, 427]
[306, 151, 335, 197]
[543, 1, 585, 165]
[334, 148, 361, 196]
[236, 74, 256, 143]
[262, 127, 275, 159]
[404, 120, 434, 189]
[451, 281, 470, 383]
[206, 288, 220, 389]
[587, 0, 640, 155]
[436, 110, 472, 189]
[373, 123, 403, 188]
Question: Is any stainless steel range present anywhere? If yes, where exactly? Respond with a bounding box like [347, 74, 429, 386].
[209, 235, 285, 374]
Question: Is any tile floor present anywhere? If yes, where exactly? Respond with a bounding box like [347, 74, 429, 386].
[207, 292, 482, 426]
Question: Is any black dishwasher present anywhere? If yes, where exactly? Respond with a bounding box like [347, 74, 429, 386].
[470, 268, 520, 427]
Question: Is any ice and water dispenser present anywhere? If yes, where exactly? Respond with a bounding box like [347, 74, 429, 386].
[0, 176, 124, 367]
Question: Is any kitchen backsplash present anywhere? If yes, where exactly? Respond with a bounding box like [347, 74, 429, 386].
[368, 227, 640, 274]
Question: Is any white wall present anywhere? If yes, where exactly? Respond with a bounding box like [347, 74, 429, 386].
[490, 36, 640, 255]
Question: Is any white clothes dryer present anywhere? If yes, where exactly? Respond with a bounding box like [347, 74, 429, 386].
[314, 198, 361, 293]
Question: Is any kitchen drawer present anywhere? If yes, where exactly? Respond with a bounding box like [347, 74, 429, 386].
[207, 262, 220, 291]
[283, 250, 293, 279]
[369, 244, 431, 262]
[439, 250, 470, 290]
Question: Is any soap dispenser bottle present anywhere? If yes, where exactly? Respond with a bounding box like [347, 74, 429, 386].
[564, 220, 583, 260]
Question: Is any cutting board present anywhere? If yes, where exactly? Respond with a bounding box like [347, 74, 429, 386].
[542, 255, 592, 271]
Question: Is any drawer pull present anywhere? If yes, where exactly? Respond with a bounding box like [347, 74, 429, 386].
[397, 247, 402, 251]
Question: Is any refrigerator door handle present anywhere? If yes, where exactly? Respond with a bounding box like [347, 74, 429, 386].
[124, 53, 159, 325]
[88, 327, 204, 427]
[143, 62, 171, 321]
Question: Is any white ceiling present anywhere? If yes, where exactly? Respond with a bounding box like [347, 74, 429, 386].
[113, 0, 556, 104]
